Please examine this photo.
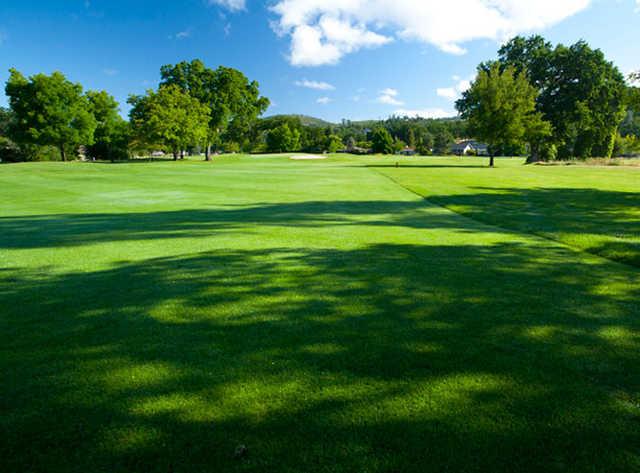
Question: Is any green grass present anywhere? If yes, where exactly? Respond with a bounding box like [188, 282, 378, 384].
[1, 155, 639, 472]
[374, 156, 640, 267]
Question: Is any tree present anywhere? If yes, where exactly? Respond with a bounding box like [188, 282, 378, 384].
[325, 134, 343, 153]
[0, 107, 11, 136]
[371, 127, 394, 154]
[497, 36, 627, 159]
[266, 123, 300, 152]
[214, 67, 270, 150]
[626, 80, 640, 112]
[160, 60, 269, 160]
[433, 129, 453, 155]
[456, 63, 551, 167]
[86, 90, 130, 161]
[5, 69, 96, 161]
[0, 107, 21, 162]
[128, 85, 210, 160]
[393, 137, 407, 154]
[407, 128, 416, 148]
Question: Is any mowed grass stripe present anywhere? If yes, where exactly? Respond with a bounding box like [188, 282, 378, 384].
[375, 156, 640, 268]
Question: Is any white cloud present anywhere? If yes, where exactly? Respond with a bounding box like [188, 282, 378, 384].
[169, 29, 191, 40]
[286, 16, 390, 66]
[437, 88, 456, 100]
[379, 96, 404, 105]
[394, 108, 458, 119]
[437, 76, 473, 100]
[377, 88, 404, 106]
[295, 79, 336, 90]
[270, 0, 591, 66]
[457, 79, 471, 92]
[317, 96, 332, 104]
[209, 0, 245, 11]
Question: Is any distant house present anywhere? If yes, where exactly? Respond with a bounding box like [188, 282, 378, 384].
[398, 147, 416, 156]
[450, 140, 489, 156]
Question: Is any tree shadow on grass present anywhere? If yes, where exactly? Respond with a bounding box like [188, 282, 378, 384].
[423, 187, 640, 268]
[2, 240, 639, 472]
[3, 185, 638, 265]
[0, 200, 488, 250]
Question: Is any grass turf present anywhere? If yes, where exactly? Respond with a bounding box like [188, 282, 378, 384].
[1, 155, 639, 472]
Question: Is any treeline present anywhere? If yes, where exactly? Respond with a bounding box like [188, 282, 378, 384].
[249, 115, 467, 155]
[0, 58, 467, 162]
[457, 36, 640, 162]
[0, 60, 270, 162]
[1, 70, 131, 162]
[2, 37, 638, 163]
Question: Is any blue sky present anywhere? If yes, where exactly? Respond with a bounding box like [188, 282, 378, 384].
[1, 0, 638, 122]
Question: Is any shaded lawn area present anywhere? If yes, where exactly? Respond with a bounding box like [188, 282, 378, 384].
[1, 157, 639, 472]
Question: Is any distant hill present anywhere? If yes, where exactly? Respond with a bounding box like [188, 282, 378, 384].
[261, 114, 464, 128]
[263, 114, 335, 127]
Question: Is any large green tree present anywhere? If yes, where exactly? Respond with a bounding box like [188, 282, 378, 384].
[627, 73, 640, 111]
[497, 36, 627, 159]
[0, 107, 11, 136]
[86, 90, 130, 161]
[456, 63, 551, 167]
[325, 134, 344, 153]
[5, 69, 97, 161]
[128, 85, 210, 160]
[432, 128, 453, 155]
[160, 60, 269, 159]
[0, 107, 20, 162]
[371, 127, 394, 154]
[266, 123, 300, 153]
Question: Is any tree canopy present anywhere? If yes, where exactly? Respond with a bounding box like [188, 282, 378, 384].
[128, 85, 210, 160]
[5, 69, 97, 161]
[160, 60, 269, 159]
[86, 90, 130, 161]
[266, 123, 301, 153]
[496, 36, 627, 159]
[456, 63, 551, 166]
[371, 127, 395, 154]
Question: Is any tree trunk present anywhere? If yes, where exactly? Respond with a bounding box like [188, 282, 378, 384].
[489, 154, 495, 167]
[205, 144, 211, 161]
[173, 150, 178, 161]
[60, 144, 66, 162]
[180, 149, 185, 160]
